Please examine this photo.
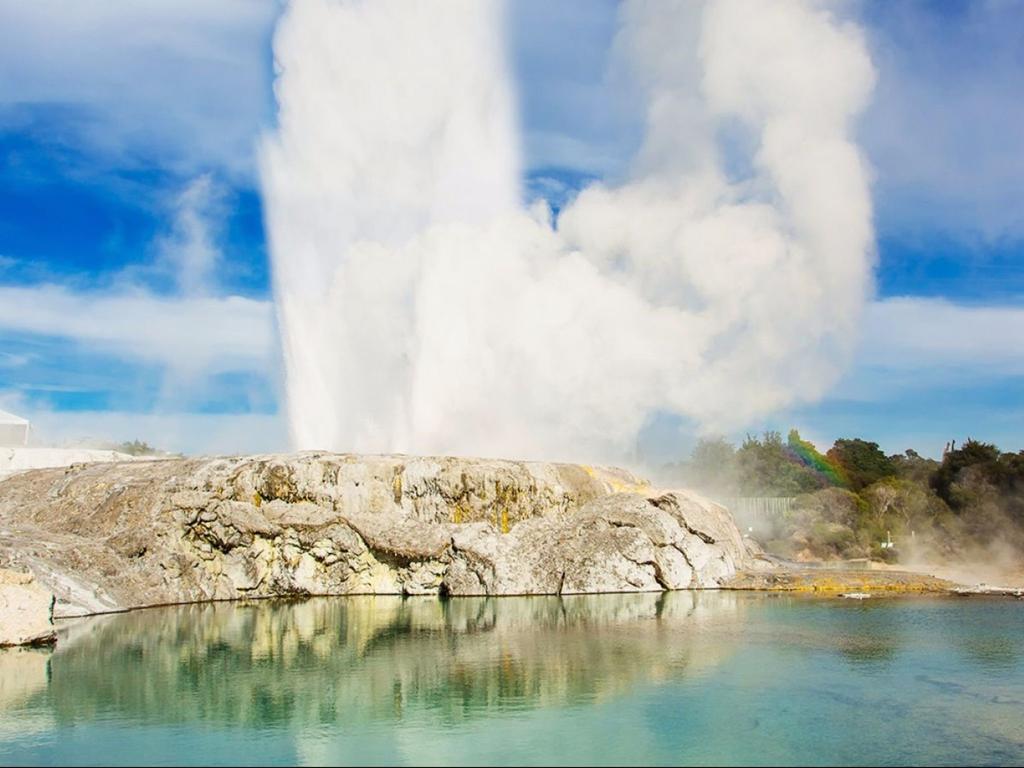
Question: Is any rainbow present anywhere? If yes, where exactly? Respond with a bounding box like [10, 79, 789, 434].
[786, 434, 848, 487]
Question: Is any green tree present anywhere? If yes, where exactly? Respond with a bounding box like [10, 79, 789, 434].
[889, 449, 940, 486]
[930, 439, 1001, 509]
[826, 438, 897, 491]
[736, 431, 826, 497]
[862, 477, 953, 537]
[930, 440, 1024, 542]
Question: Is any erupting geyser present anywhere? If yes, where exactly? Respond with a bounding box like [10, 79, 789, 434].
[260, 0, 876, 462]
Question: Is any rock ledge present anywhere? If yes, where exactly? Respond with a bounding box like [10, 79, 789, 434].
[0, 453, 753, 617]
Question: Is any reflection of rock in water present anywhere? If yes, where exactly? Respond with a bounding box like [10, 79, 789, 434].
[0, 647, 49, 711]
[0, 647, 54, 739]
[12, 594, 746, 727]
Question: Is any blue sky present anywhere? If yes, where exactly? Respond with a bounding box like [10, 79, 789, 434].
[0, 0, 1022, 459]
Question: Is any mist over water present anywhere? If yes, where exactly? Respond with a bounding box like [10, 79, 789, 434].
[261, 0, 876, 462]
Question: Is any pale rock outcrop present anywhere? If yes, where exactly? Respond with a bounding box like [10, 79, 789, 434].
[444, 493, 746, 595]
[0, 453, 753, 616]
[0, 568, 56, 646]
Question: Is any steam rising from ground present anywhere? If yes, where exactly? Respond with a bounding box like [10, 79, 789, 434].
[261, 0, 876, 461]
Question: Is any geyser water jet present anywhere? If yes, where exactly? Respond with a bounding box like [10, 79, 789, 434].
[261, 0, 876, 462]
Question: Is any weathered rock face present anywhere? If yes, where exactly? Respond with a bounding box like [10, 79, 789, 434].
[0, 453, 752, 616]
[0, 568, 56, 646]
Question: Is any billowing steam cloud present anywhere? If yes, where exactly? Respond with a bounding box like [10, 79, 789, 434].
[261, 0, 876, 462]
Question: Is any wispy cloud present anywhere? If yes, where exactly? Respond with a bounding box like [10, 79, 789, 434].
[0, 157, 277, 451]
[116, 173, 230, 296]
[860, 297, 1024, 373]
[0, 0, 279, 178]
[0, 167, 275, 434]
[0, 351, 30, 369]
[861, 0, 1024, 241]
[0, 285, 273, 374]
[509, 0, 642, 178]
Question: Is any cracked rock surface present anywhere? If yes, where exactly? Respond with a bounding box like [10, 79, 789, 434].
[0, 453, 751, 617]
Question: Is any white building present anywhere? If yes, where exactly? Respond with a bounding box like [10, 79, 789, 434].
[0, 410, 30, 447]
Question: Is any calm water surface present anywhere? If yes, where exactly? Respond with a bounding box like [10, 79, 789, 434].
[1, 593, 1022, 766]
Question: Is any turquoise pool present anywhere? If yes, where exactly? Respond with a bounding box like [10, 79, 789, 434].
[1, 593, 1022, 766]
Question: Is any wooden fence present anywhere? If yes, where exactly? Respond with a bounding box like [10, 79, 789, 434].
[720, 497, 795, 520]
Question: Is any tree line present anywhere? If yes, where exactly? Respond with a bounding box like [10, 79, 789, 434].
[664, 431, 1024, 563]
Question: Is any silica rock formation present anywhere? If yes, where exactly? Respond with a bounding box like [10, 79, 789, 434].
[0, 454, 753, 617]
[0, 568, 56, 646]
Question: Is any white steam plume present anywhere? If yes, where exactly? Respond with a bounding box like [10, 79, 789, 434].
[261, 0, 876, 463]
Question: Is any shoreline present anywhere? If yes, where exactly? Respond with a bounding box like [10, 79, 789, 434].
[40, 570, 1019, 624]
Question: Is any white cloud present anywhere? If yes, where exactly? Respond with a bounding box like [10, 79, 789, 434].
[819, 296, 1024, 406]
[509, 0, 642, 177]
[151, 174, 224, 296]
[860, 297, 1024, 372]
[639, 296, 1024, 459]
[0, 283, 280, 452]
[2, 0, 1019, 246]
[860, 0, 1024, 240]
[0, 285, 274, 375]
[510, 0, 1024, 245]
[0, 0, 279, 177]
[0, 351, 30, 369]
[0, 157, 277, 449]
